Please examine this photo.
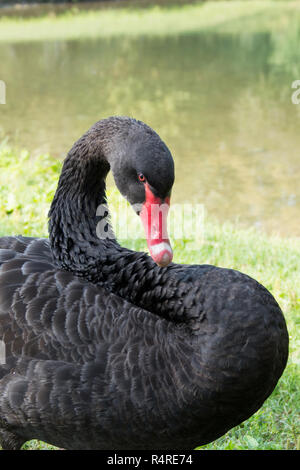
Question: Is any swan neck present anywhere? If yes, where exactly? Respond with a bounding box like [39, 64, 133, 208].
[48, 121, 120, 269]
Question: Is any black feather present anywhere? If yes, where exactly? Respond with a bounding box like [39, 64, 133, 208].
[0, 117, 288, 450]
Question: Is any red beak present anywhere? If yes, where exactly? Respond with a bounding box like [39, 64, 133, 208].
[139, 183, 173, 267]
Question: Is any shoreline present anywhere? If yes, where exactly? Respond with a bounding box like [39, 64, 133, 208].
[0, 2, 299, 43]
[0, 0, 199, 17]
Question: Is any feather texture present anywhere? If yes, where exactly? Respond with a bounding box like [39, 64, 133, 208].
[0, 117, 289, 450]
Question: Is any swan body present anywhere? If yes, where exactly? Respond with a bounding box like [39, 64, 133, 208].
[0, 117, 288, 450]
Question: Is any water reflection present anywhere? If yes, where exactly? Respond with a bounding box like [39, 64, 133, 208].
[0, 32, 299, 236]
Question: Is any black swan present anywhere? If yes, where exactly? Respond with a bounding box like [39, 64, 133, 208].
[0, 117, 288, 450]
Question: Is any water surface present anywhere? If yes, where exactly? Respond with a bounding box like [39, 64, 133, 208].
[1, 31, 300, 236]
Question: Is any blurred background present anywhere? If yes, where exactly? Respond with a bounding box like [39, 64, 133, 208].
[0, 1, 299, 451]
[0, 0, 300, 236]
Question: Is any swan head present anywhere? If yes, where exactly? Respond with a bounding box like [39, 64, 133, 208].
[107, 118, 175, 268]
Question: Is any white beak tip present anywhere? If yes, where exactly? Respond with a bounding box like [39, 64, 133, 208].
[149, 242, 173, 267]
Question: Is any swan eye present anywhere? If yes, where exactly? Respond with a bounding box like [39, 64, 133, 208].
[138, 173, 146, 183]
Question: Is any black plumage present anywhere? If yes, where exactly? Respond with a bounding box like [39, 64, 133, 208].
[0, 117, 288, 450]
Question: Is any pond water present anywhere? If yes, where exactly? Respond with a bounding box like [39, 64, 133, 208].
[1, 31, 300, 236]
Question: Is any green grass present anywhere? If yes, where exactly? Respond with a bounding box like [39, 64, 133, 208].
[0, 142, 299, 450]
[0, 1, 300, 43]
[0, 140, 61, 238]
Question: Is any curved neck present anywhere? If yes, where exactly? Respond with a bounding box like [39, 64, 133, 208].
[48, 118, 196, 324]
[49, 119, 121, 270]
